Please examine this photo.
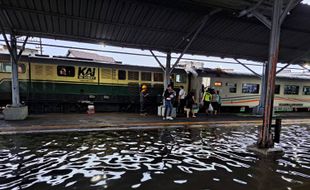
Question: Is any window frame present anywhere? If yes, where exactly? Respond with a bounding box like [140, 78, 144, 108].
[141, 71, 152, 81]
[226, 82, 237, 93]
[284, 85, 300, 95]
[302, 86, 310, 95]
[128, 70, 139, 81]
[242, 83, 260, 94]
[153, 72, 163, 82]
[175, 74, 187, 83]
[118, 69, 127, 80]
[57, 65, 75, 77]
[274, 84, 281, 95]
[0, 62, 26, 73]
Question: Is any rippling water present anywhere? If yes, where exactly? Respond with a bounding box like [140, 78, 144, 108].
[0, 125, 309, 190]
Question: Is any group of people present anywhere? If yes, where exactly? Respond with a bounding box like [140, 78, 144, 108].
[140, 84, 222, 120]
[201, 88, 222, 115]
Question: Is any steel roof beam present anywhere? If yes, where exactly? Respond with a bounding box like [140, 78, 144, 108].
[280, 0, 302, 25]
[300, 65, 310, 72]
[276, 63, 290, 74]
[234, 59, 262, 78]
[276, 48, 310, 74]
[252, 11, 271, 29]
[150, 50, 165, 71]
[238, 0, 265, 17]
[170, 9, 221, 73]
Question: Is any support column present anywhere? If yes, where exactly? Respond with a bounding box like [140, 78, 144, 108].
[2, 34, 29, 120]
[258, 0, 282, 148]
[164, 52, 171, 90]
[10, 34, 21, 107]
[257, 62, 267, 115]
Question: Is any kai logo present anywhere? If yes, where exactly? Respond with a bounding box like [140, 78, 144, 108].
[78, 67, 96, 80]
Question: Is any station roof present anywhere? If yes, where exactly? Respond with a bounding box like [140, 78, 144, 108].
[0, 0, 310, 64]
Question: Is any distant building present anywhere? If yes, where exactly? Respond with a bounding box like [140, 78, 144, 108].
[0, 45, 38, 55]
[66, 49, 118, 63]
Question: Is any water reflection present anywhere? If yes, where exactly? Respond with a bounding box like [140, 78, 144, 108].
[0, 125, 309, 190]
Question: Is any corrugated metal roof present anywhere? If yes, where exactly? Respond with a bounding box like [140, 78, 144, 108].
[67, 49, 116, 63]
[0, 0, 309, 64]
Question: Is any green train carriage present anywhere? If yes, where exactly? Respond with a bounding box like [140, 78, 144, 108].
[0, 54, 188, 113]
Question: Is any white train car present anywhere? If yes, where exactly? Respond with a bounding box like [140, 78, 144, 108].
[193, 69, 310, 112]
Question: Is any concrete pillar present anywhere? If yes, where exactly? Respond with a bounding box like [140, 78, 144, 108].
[258, 0, 282, 148]
[164, 52, 171, 90]
[10, 34, 21, 107]
[3, 34, 28, 120]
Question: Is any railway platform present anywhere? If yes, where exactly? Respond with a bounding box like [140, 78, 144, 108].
[0, 112, 309, 134]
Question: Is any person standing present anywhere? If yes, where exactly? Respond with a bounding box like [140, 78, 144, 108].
[184, 91, 196, 118]
[178, 86, 186, 115]
[140, 84, 149, 116]
[215, 90, 222, 114]
[163, 84, 176, 120]
[202, 88, 212, 114]
[211, 89, 218, 115]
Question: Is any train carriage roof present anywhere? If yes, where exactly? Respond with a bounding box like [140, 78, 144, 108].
[0, 0, 310, 65]
[1, 53, 309, 81]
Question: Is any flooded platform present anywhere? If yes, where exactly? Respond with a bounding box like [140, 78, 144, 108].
[0, 112, 309, 134]
[0, 122, 309, 190]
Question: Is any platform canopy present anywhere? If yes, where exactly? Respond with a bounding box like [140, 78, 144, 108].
[0, 0, 310, 64]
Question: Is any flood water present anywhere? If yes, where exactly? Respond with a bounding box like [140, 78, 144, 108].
[0, 125, 309, 190]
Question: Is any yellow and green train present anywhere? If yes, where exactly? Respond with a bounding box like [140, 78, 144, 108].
[0, 54, 309, 113]
[0, 54, 188, 113]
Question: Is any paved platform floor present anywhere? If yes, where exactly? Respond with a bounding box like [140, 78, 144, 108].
[0, 112, 309, 134]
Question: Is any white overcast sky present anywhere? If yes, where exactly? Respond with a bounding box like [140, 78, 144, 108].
[1, 0, 309, 74]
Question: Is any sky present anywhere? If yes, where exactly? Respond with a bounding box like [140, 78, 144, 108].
[1, 0, 309, 74]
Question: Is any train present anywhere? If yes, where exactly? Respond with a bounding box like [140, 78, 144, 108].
[0, 53, 309, 113]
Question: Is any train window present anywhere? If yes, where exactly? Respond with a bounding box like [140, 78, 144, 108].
[0, 62, 25, 73]
[176, 74, 186, 83]
[0, 62, 11, 72]
[303, 86, 310, 95]
[57, 66, 75, 77]
[141, 72, 152, 81]
[242, 83, 260, 94]
[153, 73, 163, 82]
[18, 64, 26, 73]
[118, 70, 126, 80]
[128, 71, 139, 80]
[275, 85, 280, 94]
[284, 85, 299, 95]
[226, 83, 237, 93]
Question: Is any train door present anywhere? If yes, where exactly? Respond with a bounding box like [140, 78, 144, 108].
[199, 77, 211, 100]
[202, 77, 211, 89]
